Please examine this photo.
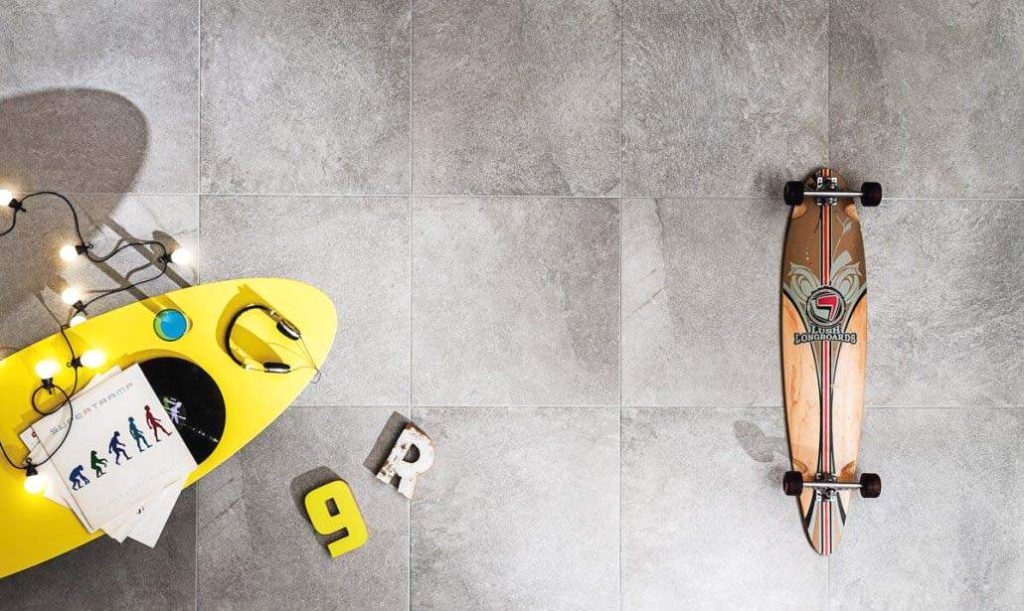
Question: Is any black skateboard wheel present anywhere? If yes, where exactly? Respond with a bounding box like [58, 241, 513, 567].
[784, 181, 805, 206]
[861, 182, 882, 207]
[783, 471, 804, 496]
[859, 473, 882, 498]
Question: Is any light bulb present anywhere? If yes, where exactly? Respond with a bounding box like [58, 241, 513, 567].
[0, 189, 13, 205]
[24, 466, 47, 495]
[80, 349, 106, 369]
[61, 287, 82, 305]
[34, 359, 60, 380]
[169, 247, 193, 266]
[59, 244, 80, 262]
[70, 313, 88, 327]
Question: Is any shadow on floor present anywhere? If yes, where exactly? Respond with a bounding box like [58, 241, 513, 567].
[0, 88, 189, 351]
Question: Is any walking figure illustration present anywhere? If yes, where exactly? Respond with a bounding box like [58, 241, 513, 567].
[144, 405, 172, 441]
[69, 465, 91, 490]
[108, 431, 131, 465]
[128, 416, 153, 452]
[90, 450, 108, 477]
[163, 396, 185, 426]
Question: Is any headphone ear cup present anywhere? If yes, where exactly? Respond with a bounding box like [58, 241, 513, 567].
[276, 319, 301, 341]
[263, 362, 291, 374]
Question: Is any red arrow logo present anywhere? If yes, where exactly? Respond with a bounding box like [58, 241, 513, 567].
[814, 293, 840, 322]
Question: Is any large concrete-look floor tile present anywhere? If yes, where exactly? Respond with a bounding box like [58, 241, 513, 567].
[0, 488, 196, 610]
[201, 0, 410, 194]
[197, 407, 408, 611]
[623, 0, 827, 197]
[863, 200, 1024, 407]
[622, 198, 786, 406]
[1, 1, 198, 193]
[200, 196, 410, 406]
[412, 0, 620, 196]
[830, 408, 1023, 608]
[0, 194, 197, 351]
[410, 407, 619, 610]
[830, 0, 1024, 199]
[621, 408, 827, 610]
[412, 197, 619, 406]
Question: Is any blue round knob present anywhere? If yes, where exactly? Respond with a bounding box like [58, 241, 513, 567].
[154, 309, 189, 341]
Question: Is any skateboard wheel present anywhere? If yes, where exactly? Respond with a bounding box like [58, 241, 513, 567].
[783, 471, 804, 496]
[783, 181, 805, 206]
[861, 182, 882, 207]
[859, 473, 882, 498]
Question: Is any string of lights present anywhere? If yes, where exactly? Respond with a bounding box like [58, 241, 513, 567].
[0, 188, 191, 492]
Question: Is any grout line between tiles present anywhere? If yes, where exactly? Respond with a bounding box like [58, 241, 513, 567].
[194, 498, 199, 611]
[409, 1, 414, 201]
[604, 404, 1024, 411]
[619, 0, 625, 198]
[408, 482, 412, 611]
[407, 186, 414, 611]
[408, 200, 414, 415]
[203, 192, 624, 200]
[406, 199, 413, 611]
[135, 191, 1024, 203]
[43, 189, 1024, 203]
[827, 554, 831, 611]
[195, 2, 202, 610]
[617, 0, 625, 588]
[617, 203, 623, 610]
[407, 4, 414, 610]
[288, 403, 1024, 410]
[290, 404, 640, 411]
[618, 8, 625, 609]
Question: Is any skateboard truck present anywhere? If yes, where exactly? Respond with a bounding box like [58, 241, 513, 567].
[783, 168, 882, 207]
[783, 470, 882, 499]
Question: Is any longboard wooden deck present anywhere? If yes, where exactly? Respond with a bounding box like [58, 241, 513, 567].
[781, 172, 868, 555]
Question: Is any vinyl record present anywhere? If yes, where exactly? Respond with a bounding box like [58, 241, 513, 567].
[138, 357, 225, 464]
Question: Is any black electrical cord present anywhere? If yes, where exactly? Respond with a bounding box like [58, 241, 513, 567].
[27, 386, 75, 468]
[79, 248, 169, 311]
[18, 192, 88, 251]
[30, 324, 80, 416]
[16, 192, 173, 317]
[0, 190, 180, 473]
[0, 209, 19, 237]
[1, 371, 77, 471]
[0, 324, 80, 470]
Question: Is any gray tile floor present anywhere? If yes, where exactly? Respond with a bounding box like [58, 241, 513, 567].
[1, 1, 1022, 610]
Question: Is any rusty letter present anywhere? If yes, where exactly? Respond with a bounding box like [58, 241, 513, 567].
[376, 424, 435, 499]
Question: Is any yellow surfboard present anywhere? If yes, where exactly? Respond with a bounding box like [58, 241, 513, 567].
[0, 278, 337, 578]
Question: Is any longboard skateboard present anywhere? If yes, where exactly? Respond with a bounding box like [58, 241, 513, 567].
[780, 169, 883, 555]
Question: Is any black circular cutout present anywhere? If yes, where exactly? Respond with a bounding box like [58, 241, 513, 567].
[139, 357, 225, 465]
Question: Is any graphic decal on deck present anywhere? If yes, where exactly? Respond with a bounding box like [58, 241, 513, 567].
[784, 251, 864, 345]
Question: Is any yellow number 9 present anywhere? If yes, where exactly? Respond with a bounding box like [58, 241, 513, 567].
[304, 480, 368, 558]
